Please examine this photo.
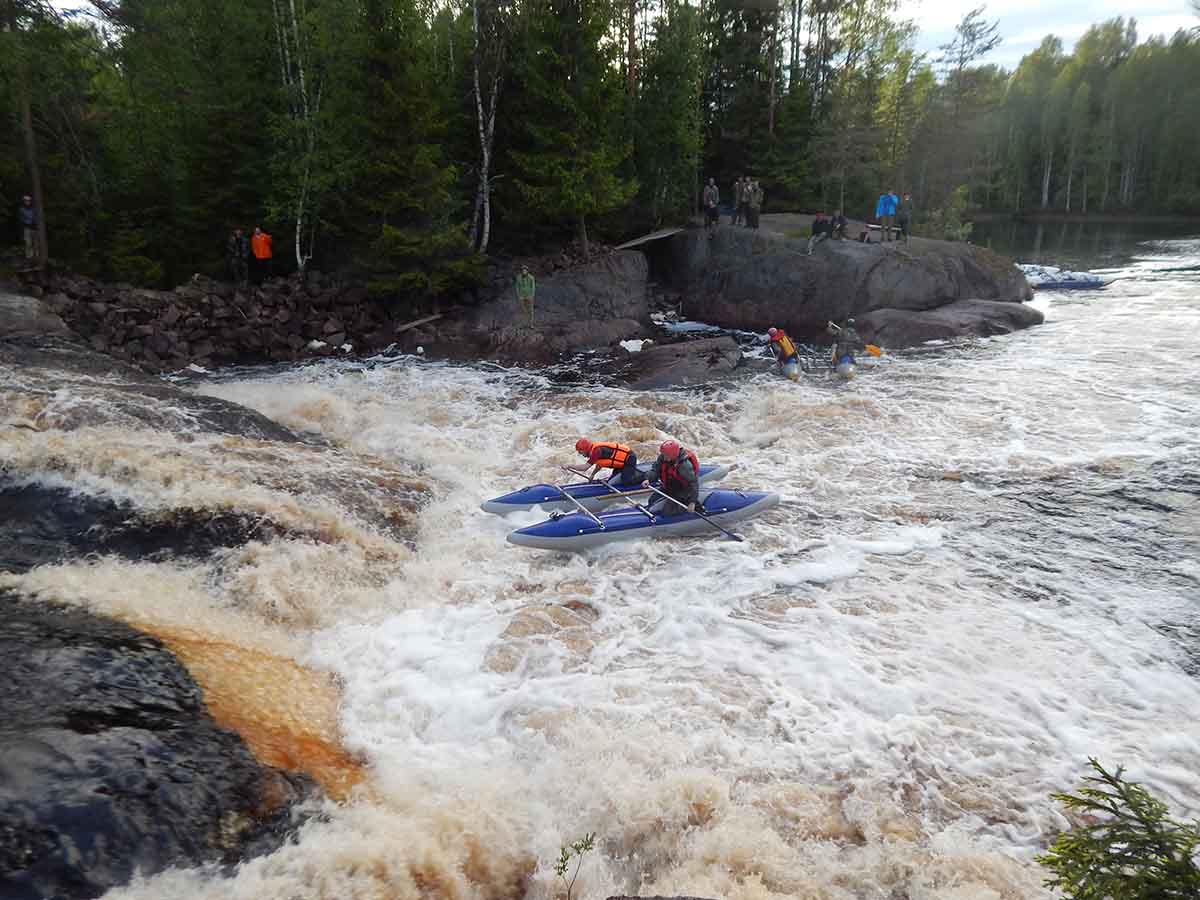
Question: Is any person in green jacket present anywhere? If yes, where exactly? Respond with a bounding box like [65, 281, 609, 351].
[515, 265, 535, 325]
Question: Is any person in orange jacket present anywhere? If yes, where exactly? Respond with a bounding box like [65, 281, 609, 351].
[250, 225, 273, 284]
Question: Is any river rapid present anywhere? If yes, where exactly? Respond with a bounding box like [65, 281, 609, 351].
[4, 237, 1199, 899]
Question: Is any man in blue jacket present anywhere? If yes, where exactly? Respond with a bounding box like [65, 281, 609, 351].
[875, 190, 898, 242]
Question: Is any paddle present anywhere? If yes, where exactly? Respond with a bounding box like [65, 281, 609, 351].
[865, 344, 883, 357]
[559, 464, 656, 500]
[642, 483, 745, 543]
[550, 484, 606, 529]
[589, 474, 658, 522]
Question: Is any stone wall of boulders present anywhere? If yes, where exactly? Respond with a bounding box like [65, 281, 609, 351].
[30, 272, 423, 373]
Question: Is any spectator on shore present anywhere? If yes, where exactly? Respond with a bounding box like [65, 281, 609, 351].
[897, 192, 914, 243]
[747, 179, 763, 230]
[830, 209, 848, 239]
[703, 178, 720, 237]
[875, 189, 897, 242]
[18, 195, 38, 260]
[808, 212, 830, 255]
[736, 176, 750, 227]
[515, 264, 536, 326]
[250, 225, 273, 284]
[226, 228, 249, 285]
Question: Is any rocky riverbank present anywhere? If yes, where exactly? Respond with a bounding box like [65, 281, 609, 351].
[657, 221, 1037, 341]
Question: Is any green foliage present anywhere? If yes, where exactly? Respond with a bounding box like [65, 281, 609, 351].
[634, 0, 703, 227]
[553, 833, 596, 900]
[916, 184, 973, 241]
[1038, 759, 1200, 899]
[508, 0, 637, 251]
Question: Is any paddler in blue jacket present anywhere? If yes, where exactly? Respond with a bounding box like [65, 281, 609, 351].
[643, 440, 699, 515]
[572, 438, 642, 488]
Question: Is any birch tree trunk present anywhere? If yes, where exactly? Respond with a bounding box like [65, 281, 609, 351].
[469, 0, 504, 253]
[1040, 150, 1053, 208]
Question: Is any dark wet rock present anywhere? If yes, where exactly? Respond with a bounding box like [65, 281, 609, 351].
[599, 335, 746, 390]
[0, 333, 300, 442]
[0, 291, 71, 340]
[657, 226, 1033, 344]
[0, 480, 287, 575]
[0, 596, 311, 900]
[856, 299, 1045, 346]
[442, 251, 649, 360]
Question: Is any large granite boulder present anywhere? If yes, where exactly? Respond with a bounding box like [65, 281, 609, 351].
[0, 291, 71, 340]
[0, 597, 309, 900]
[443, 251, 649, 360]
[600, 336, 748, 389]
[658, 226, 1032, 344]
[856, 299, 1046, 346]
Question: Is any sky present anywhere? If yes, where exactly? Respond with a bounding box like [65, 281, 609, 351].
[900, 0, 1199, 70]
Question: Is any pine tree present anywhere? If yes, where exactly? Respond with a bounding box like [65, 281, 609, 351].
[509, 0, 636, 256]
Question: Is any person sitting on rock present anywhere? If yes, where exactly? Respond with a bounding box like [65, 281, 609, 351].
[644, 440, 700, 515]
[572, 438, 642, 489]
[827, 318, 864, 366]
[767, 327, 801, 380]
[830, 210, 848, 240]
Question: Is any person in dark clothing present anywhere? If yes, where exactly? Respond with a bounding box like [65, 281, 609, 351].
[644, 440, 700, 515]
[897, 193, 914, 243]
[226, 228, 249, 285]
[572, 438, 642, 488]
[828, 318, 864, 365]
[808, 213, 831, 255]
[18, 195, 38, 260]
[830, 210, 848, 239]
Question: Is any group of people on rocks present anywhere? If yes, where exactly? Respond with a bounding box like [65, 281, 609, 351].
[702, 176, 764, 236]
[572, 438, 700, 516]
[225, 226, 275, 285]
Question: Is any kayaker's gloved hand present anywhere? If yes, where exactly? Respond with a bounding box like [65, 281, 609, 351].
[642, 480, 651, 488]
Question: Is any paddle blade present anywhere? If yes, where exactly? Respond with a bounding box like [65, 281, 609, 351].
[865, 344, 883, 357]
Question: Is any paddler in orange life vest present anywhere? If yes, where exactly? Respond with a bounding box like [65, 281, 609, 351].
[573, 438, 643, 489]
[767, 327, 801, 380]
[643, 440, 700, 515]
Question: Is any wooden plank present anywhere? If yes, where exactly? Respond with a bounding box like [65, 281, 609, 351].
[614, 227, 684, 251]
[394, 313, 443, 334]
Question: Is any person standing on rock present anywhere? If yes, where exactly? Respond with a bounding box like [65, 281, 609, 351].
[643, 440, 699, 515]
[226, 228, 249, 285]
[897, 192, 914, 243]
[748, 179, 763, 230]
[736, 177, 750, 227]
[877, 189, 898, 242]
[808, 212, 830, 255]
[515, 265, 536, 326]
[18, 195, 38, 261]
[250, 225, 273, 284]
[703, 178, 720, 237]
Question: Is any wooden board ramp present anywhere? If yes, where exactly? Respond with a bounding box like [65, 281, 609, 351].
[394, 313, 443, 334]
[614, 227, 684, 251]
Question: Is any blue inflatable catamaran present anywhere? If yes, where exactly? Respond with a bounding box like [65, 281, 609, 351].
[480, 463, 731, 515]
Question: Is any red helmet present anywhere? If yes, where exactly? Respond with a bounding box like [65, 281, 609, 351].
[660, 440, 680, 459]
[767, 327, 779, 341]
[575, 438, 593, 455]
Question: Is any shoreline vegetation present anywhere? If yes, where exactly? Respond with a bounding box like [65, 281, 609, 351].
[4, 2, 1199, 304]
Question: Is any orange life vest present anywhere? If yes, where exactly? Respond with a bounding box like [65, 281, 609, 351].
[588, 441, 632, 470]
[774, 332, 798, 359]
[251, 232, 273, 260]
[659, 449, 699, 491]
